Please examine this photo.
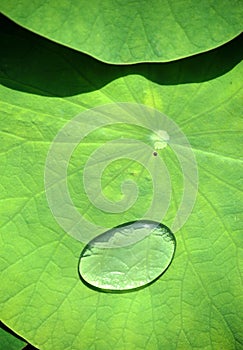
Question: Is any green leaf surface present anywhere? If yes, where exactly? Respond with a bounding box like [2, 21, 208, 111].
[0, 0, 242, 63]
[1, 18, 243, 350]
[0, 324, 26, 350]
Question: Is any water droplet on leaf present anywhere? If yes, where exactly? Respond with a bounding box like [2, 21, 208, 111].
[79, 220, 176, 292]
[150, 130, 170, 150]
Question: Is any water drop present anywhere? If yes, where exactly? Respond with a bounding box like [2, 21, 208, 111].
[150, 130, 170, 150]
[79, 220, 176, 292]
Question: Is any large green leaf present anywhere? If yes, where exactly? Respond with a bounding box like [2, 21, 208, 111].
[0, 0, 242, 63]
[1, 18, 243, 350]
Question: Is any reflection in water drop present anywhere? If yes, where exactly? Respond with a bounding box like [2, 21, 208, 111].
[79, 220, 176, 292]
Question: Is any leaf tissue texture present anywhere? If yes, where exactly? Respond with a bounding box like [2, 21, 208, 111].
[0, 16, 243, 350]
[0, 0, 242, 63]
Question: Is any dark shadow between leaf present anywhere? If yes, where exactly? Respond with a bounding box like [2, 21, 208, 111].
[21, 344, 39, 350]
[0, 14, 242, 97]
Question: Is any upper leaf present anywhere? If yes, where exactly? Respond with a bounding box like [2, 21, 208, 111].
[1, 0, 242, 63]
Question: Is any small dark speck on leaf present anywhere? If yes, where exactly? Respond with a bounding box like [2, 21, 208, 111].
[153, 151, 158, 156]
